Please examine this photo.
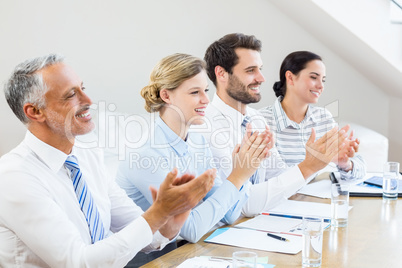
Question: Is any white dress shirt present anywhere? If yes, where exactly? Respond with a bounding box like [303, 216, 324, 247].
[0, 131, 169, 268]
[196, 94, 305, 217]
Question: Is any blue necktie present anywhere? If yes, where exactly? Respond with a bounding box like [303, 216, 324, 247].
[241, 115, 251, 137]
[65, 155, 105, 243]
[241, 116, 260, 184]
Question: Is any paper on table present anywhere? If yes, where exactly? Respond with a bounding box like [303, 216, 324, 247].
[236, 215, 330, 236]
[297, 172, 386, 199]
[177, 256, 275, 268]
[297, 180, 332, 199]
[349, 182, 384, 194]
[176, 257, 229, 268]
[349, 173, 402, 196]
[263, 199, 352, 220]
[236, 215, 302, 235]
[205, 227, 302, 254]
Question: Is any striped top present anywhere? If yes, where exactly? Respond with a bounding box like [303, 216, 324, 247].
[260, 97, 366, 180]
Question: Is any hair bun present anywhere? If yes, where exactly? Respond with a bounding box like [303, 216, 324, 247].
[272, 81, 284, 97]
[272, 81, 281, 91]
[140, 83, 163, 112]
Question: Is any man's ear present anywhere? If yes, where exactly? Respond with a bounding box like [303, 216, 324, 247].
[285, 70, 295, 86]
[159, 88, 171, 104]
[24, 103, 45, 123]
[215, 65, 228, 82]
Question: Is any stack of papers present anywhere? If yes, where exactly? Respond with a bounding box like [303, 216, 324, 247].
[297, 172, 402, 198]
[350, 175, 402, 197]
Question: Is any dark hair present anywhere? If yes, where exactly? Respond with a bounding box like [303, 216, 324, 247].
[273, 51, 322, 98]
[204, 33, 262, 86]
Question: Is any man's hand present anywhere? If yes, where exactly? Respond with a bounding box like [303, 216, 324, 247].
[228, 124, 272, 189]
[298, 126, 347, 179]
[142, 168, 215, 234]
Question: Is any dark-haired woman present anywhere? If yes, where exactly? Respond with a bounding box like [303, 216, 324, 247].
[260, 51, 366, 180]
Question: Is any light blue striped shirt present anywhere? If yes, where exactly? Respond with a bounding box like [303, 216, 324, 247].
[260, 97, 366, 180]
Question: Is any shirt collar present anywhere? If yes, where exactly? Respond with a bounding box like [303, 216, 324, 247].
[305, 105, 318, 124]
[155, 116, 189, 157]
[24, 130, 69, 172]
[211, 93, 251, 128]
[273, 96, 317, 131]
[273, 96, 293, 132]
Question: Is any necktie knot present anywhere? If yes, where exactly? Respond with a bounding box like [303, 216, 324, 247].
[65, 155, 79, 173]
[241, 116, 251, 128]
[65, 155, 79, 166]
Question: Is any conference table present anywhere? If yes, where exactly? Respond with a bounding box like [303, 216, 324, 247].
[142, 185, 402, 267]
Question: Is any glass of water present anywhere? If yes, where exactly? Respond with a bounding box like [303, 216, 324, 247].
[331, 183, 350, 227]
[232, 251, 257, 268]
[302, 217, 323, 267]
[383, 162, 400, 200]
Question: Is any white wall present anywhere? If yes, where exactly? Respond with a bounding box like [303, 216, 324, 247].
[313, 0, 402, 71]
[0, 0, 389, 159]
[389, 97, 402, 163]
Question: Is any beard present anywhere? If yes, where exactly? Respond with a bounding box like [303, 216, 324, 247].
[226, 73, 261, 104]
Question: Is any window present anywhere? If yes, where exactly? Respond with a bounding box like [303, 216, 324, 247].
[391, 0, 402, 24]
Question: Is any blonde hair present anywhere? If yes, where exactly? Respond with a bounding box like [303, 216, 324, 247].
[140, 53, 206, 112]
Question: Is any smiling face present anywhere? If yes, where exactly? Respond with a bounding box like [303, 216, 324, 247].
[226, 48, 265, 104]
[290, 59, 326, 104]
[165, 70, 210, 126]
[39, 63, 94, 142]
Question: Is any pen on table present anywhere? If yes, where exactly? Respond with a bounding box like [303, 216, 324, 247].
[262, 213, 331, 223]
[262, 212, 302, 220]
[267, 233, 290, 242]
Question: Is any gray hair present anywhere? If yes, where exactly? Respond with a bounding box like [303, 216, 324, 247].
[4, 53, 65, 124]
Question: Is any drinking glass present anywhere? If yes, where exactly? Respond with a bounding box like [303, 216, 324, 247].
[302, 217, 323, 267]
[331, 183, 350, 227]
[232, 251, 257, 268]
[383, 162, 400, 200]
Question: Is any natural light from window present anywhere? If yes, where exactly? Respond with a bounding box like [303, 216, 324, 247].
[391, 0, 402, 23]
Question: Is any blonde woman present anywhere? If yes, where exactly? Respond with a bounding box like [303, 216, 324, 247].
[116, 53, 271, 247]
